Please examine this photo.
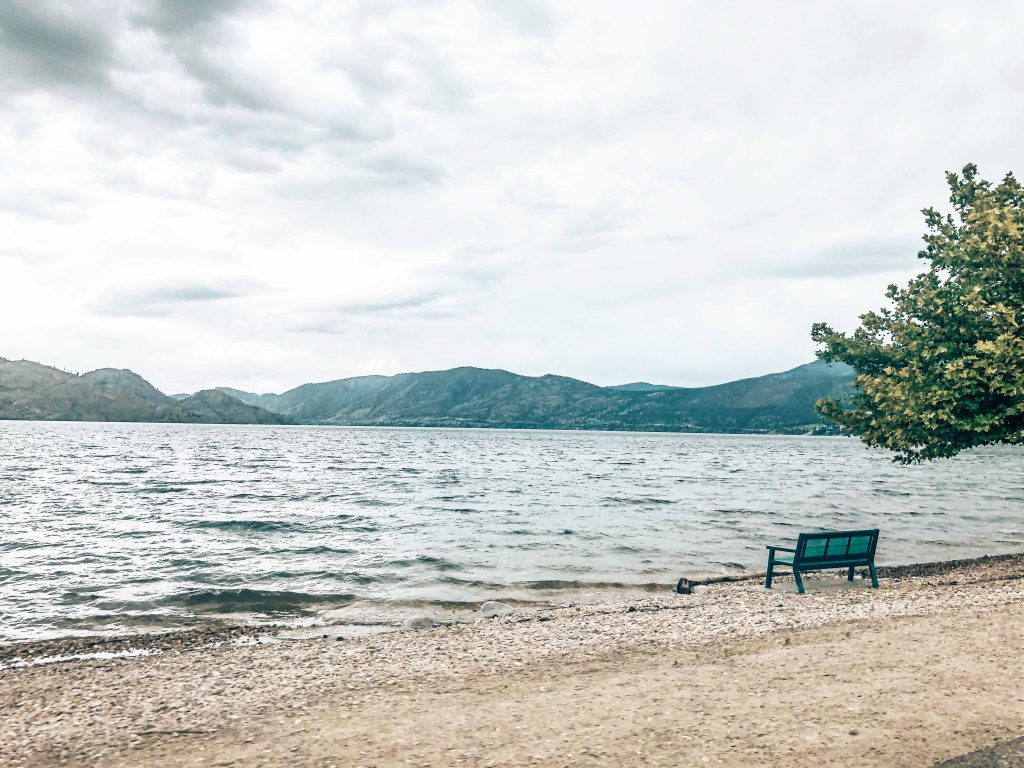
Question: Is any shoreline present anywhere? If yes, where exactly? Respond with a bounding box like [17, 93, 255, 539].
[4, 550, 1024, 766]
[4, 550, 1021, 667]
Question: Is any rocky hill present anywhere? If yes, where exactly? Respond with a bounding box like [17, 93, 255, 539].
[0, 360, 288, 425]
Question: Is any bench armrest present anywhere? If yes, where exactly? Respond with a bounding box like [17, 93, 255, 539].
[766, 545, 796, 553]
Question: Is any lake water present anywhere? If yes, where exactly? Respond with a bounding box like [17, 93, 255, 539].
[1, 421, 1022, 643]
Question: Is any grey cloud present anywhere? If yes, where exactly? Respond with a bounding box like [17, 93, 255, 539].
[130, 0, 253, 36]
[175, 53, 280, 113]
[95, 280, 257, 317]
[129, 2, 396, 151]
[332, 51, 401, 105]
[546, 209, 627, 253]
[444, 249, 508, 287]
[485, 0, 556, 37]
[130, 0, 276, 112]
[289, 253, 508, 336]
[330, 35, 472, 114]
[277, 151, 444, 199]
[0, 1, 116, 93]
[648, 233, 696, 245]
[405, 45, 472, 112]
[290, 290, 457, 335]
[132, 0, 424, 143]
[0, 186, 86, 220]
[768, 236, 923, 279]
[333, 291, 446, 315]
[362, 152, 445, 185]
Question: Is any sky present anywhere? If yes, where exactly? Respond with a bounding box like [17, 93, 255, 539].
[1, 1, 1022, 394]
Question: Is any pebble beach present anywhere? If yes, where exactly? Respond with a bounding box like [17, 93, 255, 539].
[3, 553, 1023, 767]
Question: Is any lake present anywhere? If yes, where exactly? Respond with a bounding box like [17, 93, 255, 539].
[1, 421, 1022, 642]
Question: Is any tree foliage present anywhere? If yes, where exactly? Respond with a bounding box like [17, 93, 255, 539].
[812, 164, 1024, 462]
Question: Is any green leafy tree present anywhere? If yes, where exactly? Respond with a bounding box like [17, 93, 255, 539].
[812, 164, 1024, 462]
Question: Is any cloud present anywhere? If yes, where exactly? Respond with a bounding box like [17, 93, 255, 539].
[95, 280, 259, 317]
[128, 0, 269, 110]
[766, 236, 924, 280]
[485, 0, 556, 37]
[130, 0, 252, 37]
[0, 1, 117, 93]
[290, 290, 457, 335]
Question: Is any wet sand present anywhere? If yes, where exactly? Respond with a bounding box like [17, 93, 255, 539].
[2, 553, 1023, 767]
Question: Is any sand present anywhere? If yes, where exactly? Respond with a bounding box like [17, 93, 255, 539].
[2, 554, 1023, 767]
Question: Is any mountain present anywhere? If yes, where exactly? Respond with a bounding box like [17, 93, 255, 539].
[213, 386, 266, 407]
[174, 389, 288, 425]
[216, 360, 855, 434]
[606, 382, 682, 392]
[1, 356, 855, 433]
[0, 359, 289, 425]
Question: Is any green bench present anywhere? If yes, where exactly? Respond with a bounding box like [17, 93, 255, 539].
[766, 529, 880, 594]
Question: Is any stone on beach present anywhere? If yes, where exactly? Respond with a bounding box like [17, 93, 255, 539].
[479, 601, 515, 618]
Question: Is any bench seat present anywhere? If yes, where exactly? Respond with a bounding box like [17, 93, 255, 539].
[766, 529, 880, 594]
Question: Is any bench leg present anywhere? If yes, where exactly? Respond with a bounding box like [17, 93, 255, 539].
[847, 565, 855, 582]
[793, 569, 805, 594]
[868, 563, 879, 589]
[765, 553, 774, 589]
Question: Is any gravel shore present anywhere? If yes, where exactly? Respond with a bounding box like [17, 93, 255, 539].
[3, 553, 1023, 767]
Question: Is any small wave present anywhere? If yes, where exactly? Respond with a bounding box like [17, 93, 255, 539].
[159, 588, 356, 613]
[61, 591, 103, 605]
[436, 575, 505, 589]
[602, 496, 674, 505]
[189, 520, 301, 533]
[712, 561, 747, 571]
[386, 555, 464, 571]
[517, 579, 666, 592]
[286, 545, 357, 556]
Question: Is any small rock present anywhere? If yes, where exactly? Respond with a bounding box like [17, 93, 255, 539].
[479, 601, 515, 618]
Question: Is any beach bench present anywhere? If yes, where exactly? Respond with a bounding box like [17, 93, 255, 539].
[765, 529, 880, 594]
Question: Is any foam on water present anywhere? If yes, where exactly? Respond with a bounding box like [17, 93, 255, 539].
[1, 422, 1023, 642]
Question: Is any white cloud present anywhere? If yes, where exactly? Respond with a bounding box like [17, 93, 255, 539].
[1, 0, 1022, 393]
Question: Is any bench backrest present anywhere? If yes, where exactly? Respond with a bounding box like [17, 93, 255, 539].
[795, 529, 879, 565]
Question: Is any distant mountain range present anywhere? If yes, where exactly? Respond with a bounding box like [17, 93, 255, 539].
[0, 356, 854, 434]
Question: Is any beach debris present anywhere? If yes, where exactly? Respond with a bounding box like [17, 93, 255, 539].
[675, 573, 762, 594]
[402, 616, 436, 630]
[479, 601, 516, 618]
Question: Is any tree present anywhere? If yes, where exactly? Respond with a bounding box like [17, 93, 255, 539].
[812, 164, 1024, 462]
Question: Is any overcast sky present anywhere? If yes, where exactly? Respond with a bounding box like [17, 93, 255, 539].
[1, 1, 1022, 394]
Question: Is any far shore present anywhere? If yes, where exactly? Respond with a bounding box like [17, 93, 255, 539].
[3, 551, 1023, 767]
